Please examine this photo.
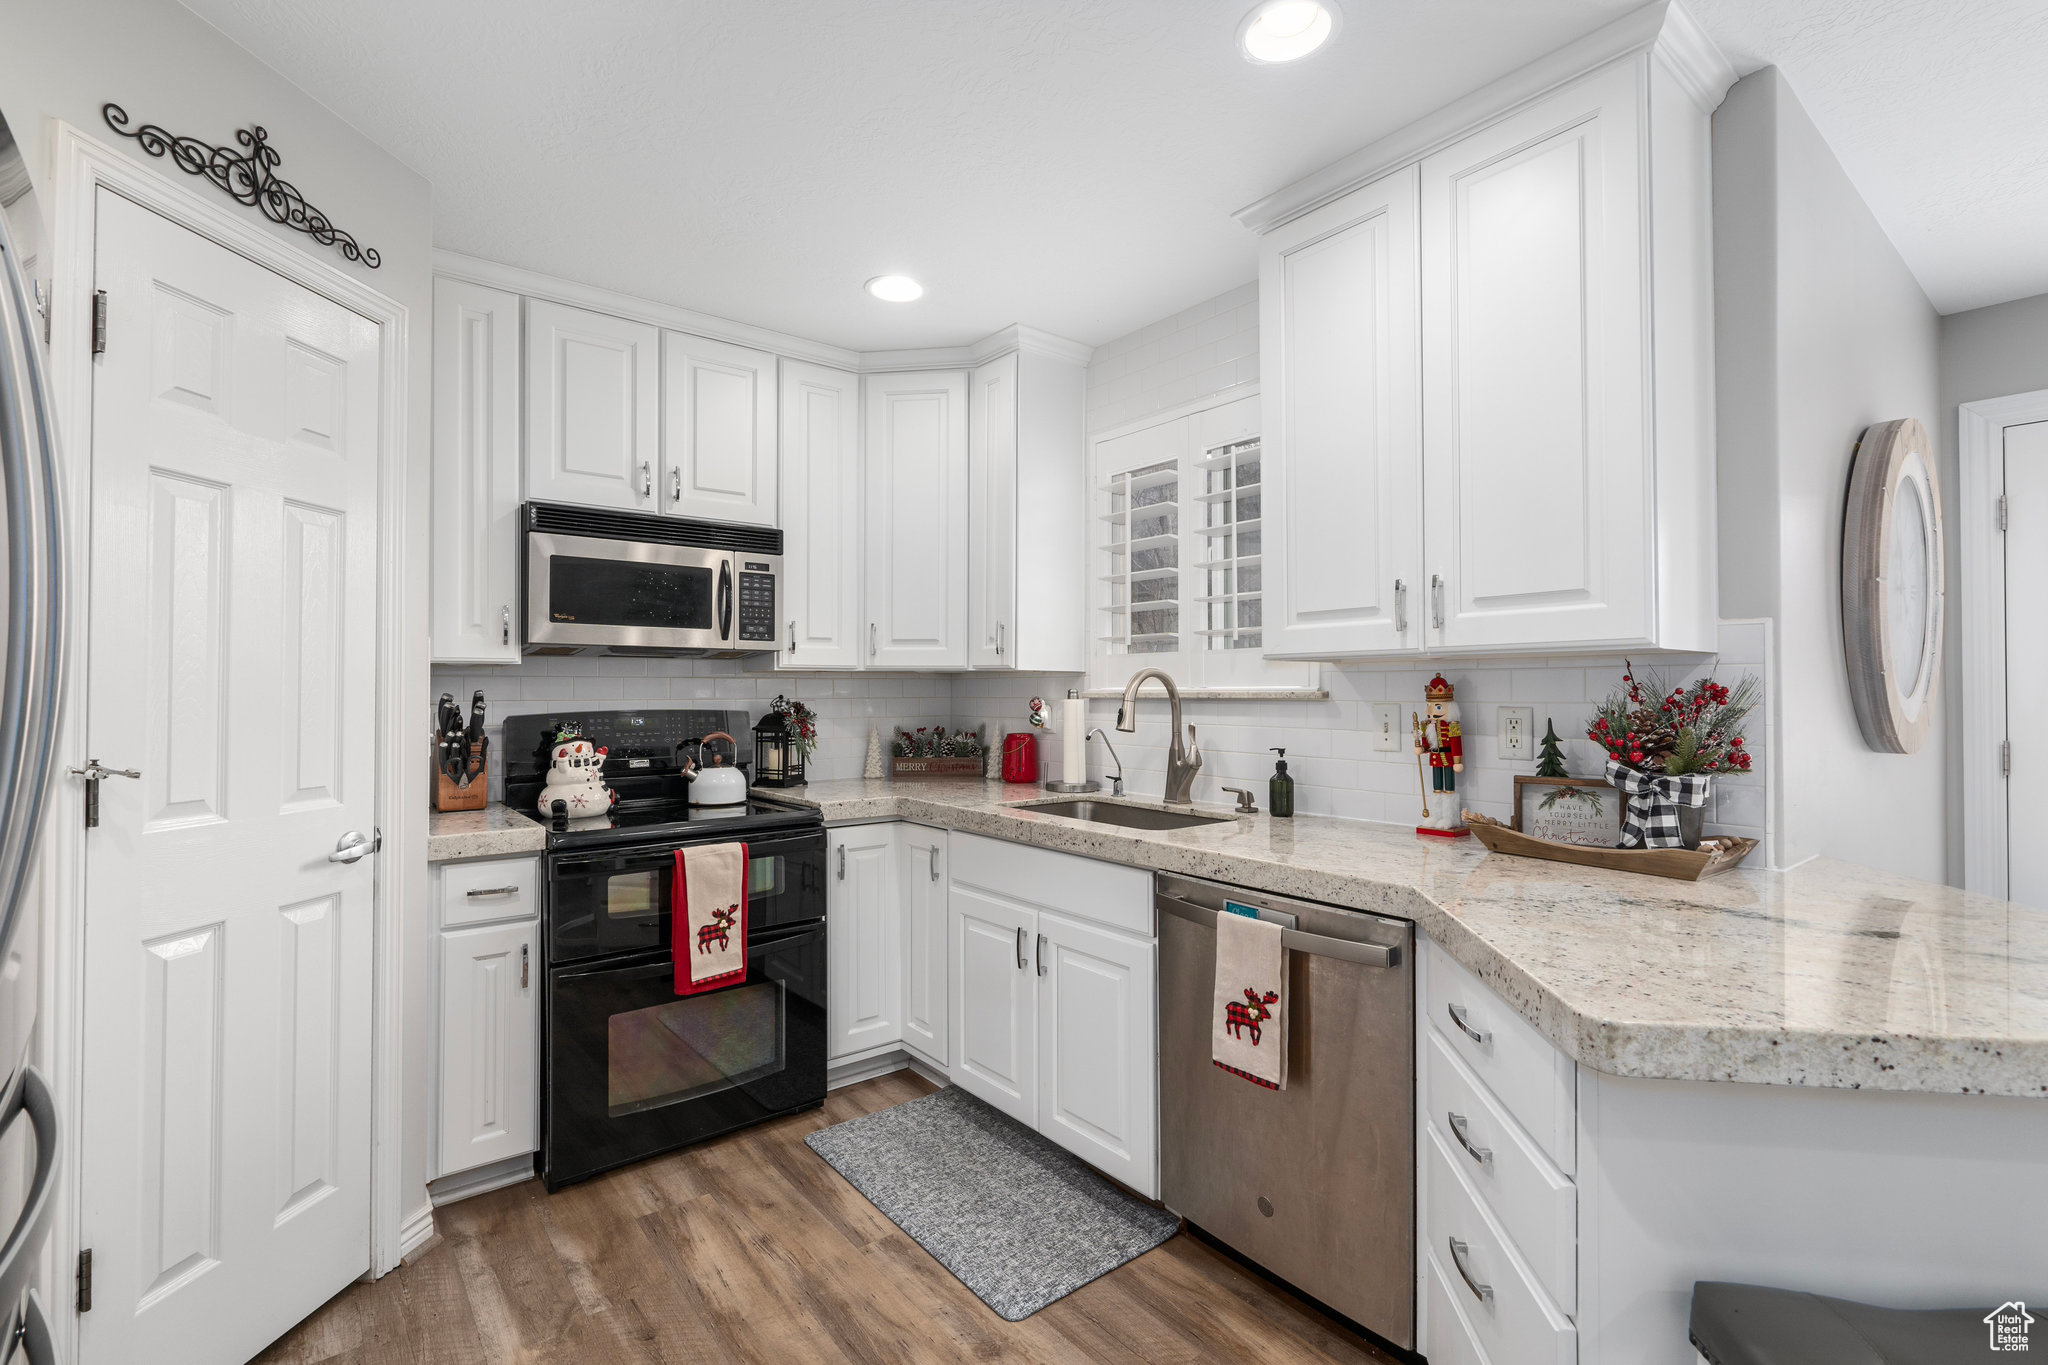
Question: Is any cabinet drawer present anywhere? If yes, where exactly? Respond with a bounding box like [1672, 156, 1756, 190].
[948, 832, 1152, 938]
[1426, 1029, 1576, 1309]
[441, 857, 539, 929]
[1426, 939, 1574, 1172]
[1425, 1126, 1576, 1365]
[1423, 1247, 1493, 1365]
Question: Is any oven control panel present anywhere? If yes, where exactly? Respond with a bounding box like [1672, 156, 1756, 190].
[737, 566, 776, 643]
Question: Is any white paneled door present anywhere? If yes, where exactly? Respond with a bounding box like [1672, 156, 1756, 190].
[2005, 420, 2048, 906]
[79, 191, 381, 1365]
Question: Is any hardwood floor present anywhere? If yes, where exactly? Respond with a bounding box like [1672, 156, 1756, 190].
[256, 1072, 1401, 1365]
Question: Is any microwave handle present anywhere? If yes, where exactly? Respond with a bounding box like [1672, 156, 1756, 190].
[718, 560, 733, 640]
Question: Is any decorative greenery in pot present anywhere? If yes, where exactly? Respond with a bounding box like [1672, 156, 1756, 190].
[1588, 662, 1758, 849]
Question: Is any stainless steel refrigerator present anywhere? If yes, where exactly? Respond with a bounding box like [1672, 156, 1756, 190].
[0, 101, 71, 1365]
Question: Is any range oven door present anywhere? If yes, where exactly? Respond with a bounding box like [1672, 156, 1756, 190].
[527, 528, 737, 651]
[548, 829, 825, 964]
[543, 919, 825, 1189]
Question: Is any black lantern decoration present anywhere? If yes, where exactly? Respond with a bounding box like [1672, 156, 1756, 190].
[752, 710, 803, 788]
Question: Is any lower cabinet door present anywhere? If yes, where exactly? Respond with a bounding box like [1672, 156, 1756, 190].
[1036, 910, 1157, 1196]
[899, 825, 949, 1067]
[438, 920, 538, 1176]
[827, 825, 901, 1059]
[948, 881, 1037, 1127]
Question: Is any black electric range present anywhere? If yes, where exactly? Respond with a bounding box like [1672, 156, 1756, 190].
[503, 709, 827, 1191]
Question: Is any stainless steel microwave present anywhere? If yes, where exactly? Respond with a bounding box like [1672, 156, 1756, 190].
[524, 502, 782, 655]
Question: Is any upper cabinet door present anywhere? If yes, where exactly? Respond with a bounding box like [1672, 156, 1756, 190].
[778, 360, 863, 669]
[967, 352, 1018, 668]
[524, 299, 660, 512]
[431, 279, 523, 663]
[864, 370, 969, 669]
[1260, 166, 1423, 659]
[1421, 61, 1649, 650]
[661, 332, 778, 524]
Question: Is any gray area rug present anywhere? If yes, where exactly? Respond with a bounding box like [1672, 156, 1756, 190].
[804, 1085, 1181, 1320]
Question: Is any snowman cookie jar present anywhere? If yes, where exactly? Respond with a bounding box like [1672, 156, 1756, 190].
[537, 734, 616, 820]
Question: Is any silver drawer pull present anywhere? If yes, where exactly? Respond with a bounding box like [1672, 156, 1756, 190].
[929, 845, 940, 881]
[1036, 933, 1047, 977]
[465, 885, 520, 898]
[1015, 926, 1028, 970]
[521, 943, 529, 988]
[1447, 1111, 1492, 1168]
[1446, 1002, 1492, 1048]
[1447, 1237, 1493, 1306]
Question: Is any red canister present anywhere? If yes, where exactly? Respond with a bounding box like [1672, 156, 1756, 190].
[1001, 731, 1039, 784]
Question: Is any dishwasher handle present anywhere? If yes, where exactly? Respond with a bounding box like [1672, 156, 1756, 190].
[1155, 891, 1401, 968]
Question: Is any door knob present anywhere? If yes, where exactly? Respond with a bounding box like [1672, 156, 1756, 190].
[328, 828, 382, 864]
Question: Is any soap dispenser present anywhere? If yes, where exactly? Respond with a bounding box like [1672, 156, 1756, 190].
[1268, 747, 1295, 818]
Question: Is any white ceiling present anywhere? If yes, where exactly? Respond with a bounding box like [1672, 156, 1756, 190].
[178, 0, 2047, 350]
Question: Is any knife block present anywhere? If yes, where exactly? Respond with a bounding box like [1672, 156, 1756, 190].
[433, 740, 489, 813]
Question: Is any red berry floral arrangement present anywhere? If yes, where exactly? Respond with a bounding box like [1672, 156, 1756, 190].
[1588, 662, 1758, 776]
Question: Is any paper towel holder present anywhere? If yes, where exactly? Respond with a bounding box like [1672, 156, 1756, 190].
[1043, 688, 1102, 794]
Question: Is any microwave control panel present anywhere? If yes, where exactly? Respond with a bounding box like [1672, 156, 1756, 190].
[737, 566, 776, 643]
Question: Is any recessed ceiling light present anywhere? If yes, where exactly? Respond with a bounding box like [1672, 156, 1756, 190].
[865, 274, 925, 303]
[1237, 0, 1341, 64]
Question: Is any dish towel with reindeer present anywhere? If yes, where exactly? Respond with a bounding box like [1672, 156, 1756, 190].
[1212, 909, 1287, 1090]
[674, 842, 749, 996]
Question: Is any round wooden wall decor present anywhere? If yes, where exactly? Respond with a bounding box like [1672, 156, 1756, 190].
[1842, 417, 1944, 754]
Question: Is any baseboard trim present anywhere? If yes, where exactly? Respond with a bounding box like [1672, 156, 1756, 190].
[827, 1048, 951, 1092]
[904, 1054, 949, 1088]
[428, 1153, 538, 1208]
[397, 1202, 438, 1264]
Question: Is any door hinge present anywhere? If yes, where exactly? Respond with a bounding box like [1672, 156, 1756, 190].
[1998, 494, 2009, 532]
[91, 290, 108, 356]
[2003, 739, 2012, 778]
[77, 1248, 93, 1312]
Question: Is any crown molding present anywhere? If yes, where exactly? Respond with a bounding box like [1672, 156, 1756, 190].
[433, 250, 1093, 375]
[1233, 0, 1732, 235]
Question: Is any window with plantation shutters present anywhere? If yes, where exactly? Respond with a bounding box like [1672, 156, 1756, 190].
[1088, 392, 1313, 692]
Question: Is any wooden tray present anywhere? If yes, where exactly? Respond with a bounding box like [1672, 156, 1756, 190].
[1462, 811, 1757, 881]
[889, 755, 985, 778]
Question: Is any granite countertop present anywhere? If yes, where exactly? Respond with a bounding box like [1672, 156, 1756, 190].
[426, 803, 549, 862]
[774, 777, 2048, 1099]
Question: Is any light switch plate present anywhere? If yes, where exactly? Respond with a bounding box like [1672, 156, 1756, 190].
[1371, 703, 1401, 752]
[1498, 706, 1534, 761]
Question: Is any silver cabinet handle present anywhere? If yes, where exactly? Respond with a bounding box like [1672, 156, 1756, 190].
[1431, 573, 1445, 631]
[837, 845, 845, 880]
[671, 466, 682, 504]
[1394, 579, 1407, 634]
[640, 461, 652, 498]
[929, 845, 940, 882]
[1446, 1002, 1491, 1048]
[466, 885, 520, 898]
[1015, 925, 1027, 969]
[1447, 1237, 1494, 1306]
[1036, 932, 1047, 977]
[788, 620, 797, 655]
[521, 942, 529, 988]
[502, 604, 510, 646]
[1447, 1112, 1492, 1168]
[328, 828, 381, 863]
[996, 622, 1005, 657]
[870, 623, 878, 659]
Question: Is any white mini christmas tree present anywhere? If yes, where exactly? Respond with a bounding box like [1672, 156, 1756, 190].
[863, 723, 885, 779]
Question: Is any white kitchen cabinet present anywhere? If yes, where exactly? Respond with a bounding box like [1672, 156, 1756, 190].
[431, 278, 524, 663]
[1253, 17, 1723, 658]
[827, 825, 902, 1060]
[898, 824, 949, 1068]
[968, 346, 1089, 671]
[436, 896, 539, 1178]
[524, 299, 661, 512]
[661, 331, 777, 525]
[1259, 167, 1423, 659]
[778, 360, 864, 668]
[1036, 909, 1156, 1193]
[947, 831, 1157, 1193]
[864, 370, 969, 668]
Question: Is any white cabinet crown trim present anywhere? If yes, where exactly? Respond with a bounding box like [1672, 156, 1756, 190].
[1232, 0, 1735, 234]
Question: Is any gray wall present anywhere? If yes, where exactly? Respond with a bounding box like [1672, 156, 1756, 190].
[1941, 292, 2048, 411]
[0, 0, 440, 1242]
[1713, 68, 1948, 882]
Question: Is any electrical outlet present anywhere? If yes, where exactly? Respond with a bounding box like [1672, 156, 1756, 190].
[1371, 703, 1401, 752]
[1498, 706, 1534, 761]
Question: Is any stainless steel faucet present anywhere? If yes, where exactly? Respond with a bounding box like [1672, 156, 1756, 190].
[1117, 668, 1202, 804]
[1088, 727, 1126, 797]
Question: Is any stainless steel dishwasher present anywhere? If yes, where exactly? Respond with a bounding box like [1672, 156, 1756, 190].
[1157, 871, 1415, 1350]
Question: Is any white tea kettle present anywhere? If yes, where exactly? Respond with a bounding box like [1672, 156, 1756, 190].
[686, 730, 750, 806]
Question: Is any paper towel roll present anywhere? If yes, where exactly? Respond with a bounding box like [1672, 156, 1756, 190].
[1062, 693, 1086, 783]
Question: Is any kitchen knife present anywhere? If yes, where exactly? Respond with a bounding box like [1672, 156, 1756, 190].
[461, 691, 487, 788]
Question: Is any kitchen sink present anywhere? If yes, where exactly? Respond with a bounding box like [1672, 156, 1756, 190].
[1016, 800, 1233, 831]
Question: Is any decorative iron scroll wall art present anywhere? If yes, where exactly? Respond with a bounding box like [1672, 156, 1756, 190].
[102, 103, 380, 268]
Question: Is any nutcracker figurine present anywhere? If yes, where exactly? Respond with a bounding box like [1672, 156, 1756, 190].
[1413, 673, 1470, 838]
